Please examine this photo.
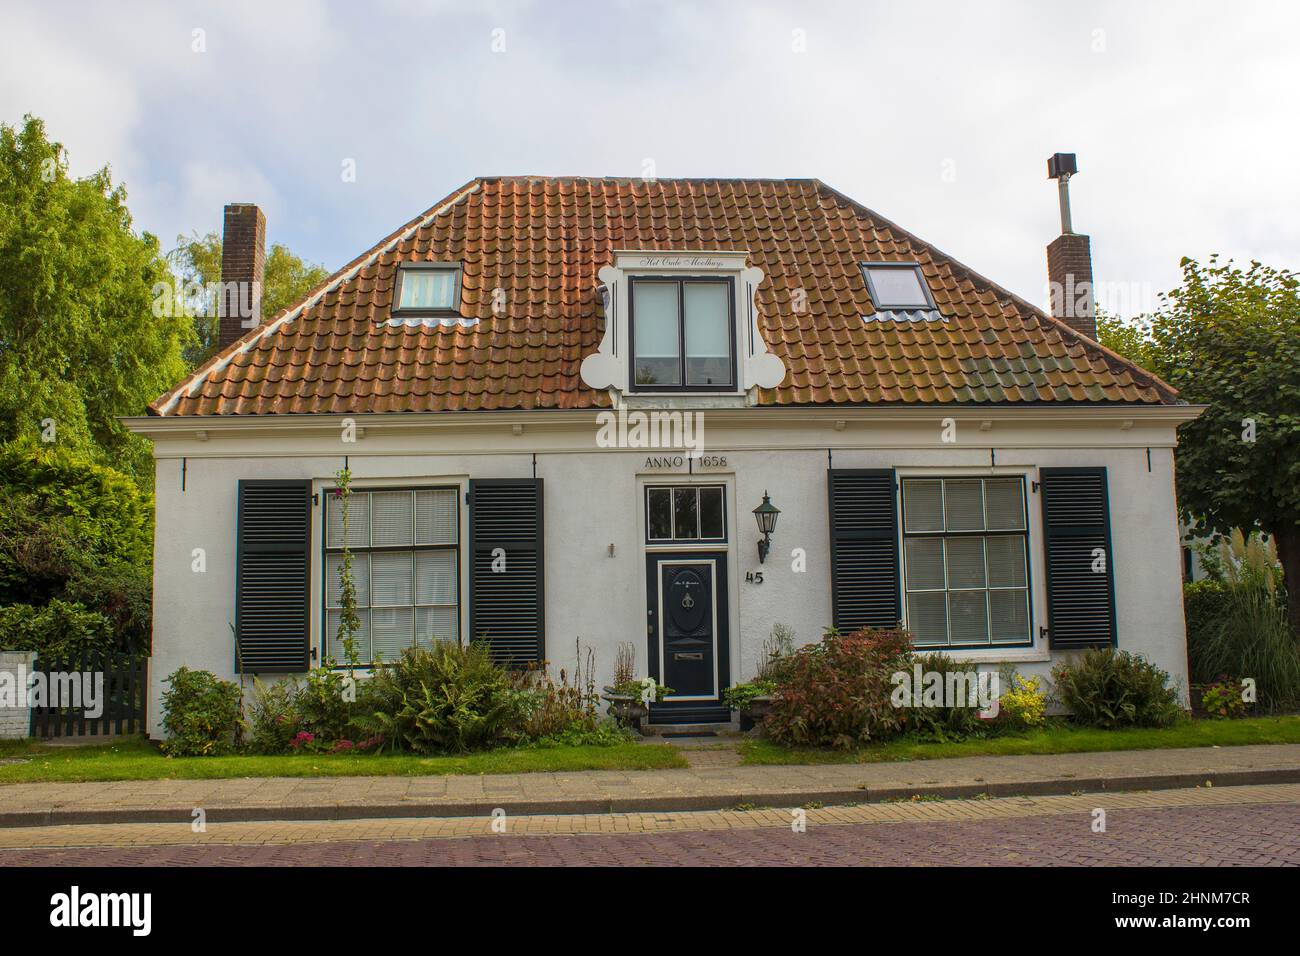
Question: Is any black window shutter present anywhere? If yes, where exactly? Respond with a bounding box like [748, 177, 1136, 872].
[469, 478, 545, 665]
[1039, 467, 1117, 650]
[828, 468, 901, 632]
[235, 480, 312, 672]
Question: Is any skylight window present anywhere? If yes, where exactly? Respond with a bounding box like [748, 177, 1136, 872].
[393, 263, 461, 315]
[861, 263, 935, 311]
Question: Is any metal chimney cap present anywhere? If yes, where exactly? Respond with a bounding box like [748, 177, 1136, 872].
[1048, 153, 1078, 180]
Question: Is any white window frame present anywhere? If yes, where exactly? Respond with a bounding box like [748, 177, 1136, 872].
[391, 262, 462, 317]
[860, 261, 937, 311]
[899, 473, 1035, 651]
[628, 276, 737, 392]
[645, 484, 728, 544]
[321, 484, 462, 667]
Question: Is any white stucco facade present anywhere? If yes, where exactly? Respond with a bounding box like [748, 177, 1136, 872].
[133, 405, 1196, 738]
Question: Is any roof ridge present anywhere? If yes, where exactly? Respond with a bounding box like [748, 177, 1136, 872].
[150, 179, 482, 415]
[812, 179, 1179, 402]
[481, 175, 820, 184]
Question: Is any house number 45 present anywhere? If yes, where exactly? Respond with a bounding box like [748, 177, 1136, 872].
[745, 571, 764, 584]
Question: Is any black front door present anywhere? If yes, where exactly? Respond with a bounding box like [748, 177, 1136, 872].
[646, 553, 730, 723]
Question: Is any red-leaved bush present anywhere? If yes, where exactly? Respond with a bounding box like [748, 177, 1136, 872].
[765, 627, 913, 749]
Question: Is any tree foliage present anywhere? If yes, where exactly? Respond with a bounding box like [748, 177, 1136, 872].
[0, 440, 153, 653]
[1096, 308, 1161, 374]
[0, 115, 192, 480]
[169, 230, 329, 366]
[1102, 257, 1300, 627]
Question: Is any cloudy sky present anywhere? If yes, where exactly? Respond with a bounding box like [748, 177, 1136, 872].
[2, 0, 1296, 317]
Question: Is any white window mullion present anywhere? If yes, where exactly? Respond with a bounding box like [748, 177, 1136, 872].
[982, 536, 993, 643]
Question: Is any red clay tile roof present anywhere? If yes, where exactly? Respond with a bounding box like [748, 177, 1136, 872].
[150, 177, 1177, 416]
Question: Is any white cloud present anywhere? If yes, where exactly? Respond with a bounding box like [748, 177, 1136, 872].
[1, 0, 1296, 317]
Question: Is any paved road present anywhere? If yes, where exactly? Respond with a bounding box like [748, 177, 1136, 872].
[2, 788, 1296, 866]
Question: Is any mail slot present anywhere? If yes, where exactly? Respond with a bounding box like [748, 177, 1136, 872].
[673, 652, 704, 661]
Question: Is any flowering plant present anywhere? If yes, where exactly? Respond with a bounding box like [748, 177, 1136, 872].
[997, 673, 1047, 729]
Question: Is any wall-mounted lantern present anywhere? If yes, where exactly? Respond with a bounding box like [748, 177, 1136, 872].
[752, 491, 780, 564]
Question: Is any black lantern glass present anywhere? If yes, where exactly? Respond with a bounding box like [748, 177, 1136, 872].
[753, 491, 780, 562]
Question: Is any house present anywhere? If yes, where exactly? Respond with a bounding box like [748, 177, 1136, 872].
[127, 170, 1201, 735]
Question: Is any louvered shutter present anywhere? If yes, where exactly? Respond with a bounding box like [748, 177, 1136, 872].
[1039, 467, 1117, 649]
[469, 478, 544, 665]
[828, 469, 901, 632]
[236, 480, 312, 672]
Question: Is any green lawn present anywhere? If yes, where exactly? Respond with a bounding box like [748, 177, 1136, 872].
[8, 716, 1298, 783]
[740, 715, 1300, 766]
[0, 736, 687, 784]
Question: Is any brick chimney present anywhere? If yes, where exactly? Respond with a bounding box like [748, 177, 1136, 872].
[1045, 153, 1096, 340]
[218, 203, 265, 350]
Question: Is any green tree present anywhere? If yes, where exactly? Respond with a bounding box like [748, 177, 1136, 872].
[1096, 308, 1161, 373]
[0, 115, 192, 480]
[0, 440, 153, 653]
[169, 231, 329, 366]
[1139, 257, 1300, 629]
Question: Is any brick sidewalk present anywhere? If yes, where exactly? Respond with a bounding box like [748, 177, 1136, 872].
[2, 744, 1298, 827]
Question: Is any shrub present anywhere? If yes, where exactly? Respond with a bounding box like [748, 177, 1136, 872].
[0, 443, 153, 653]
[997, 673, 1048, 730]
[766, 627, 913, 749]
[62, 561, 151, 654]
[1051, 648, 1182, 729]
[355, 642, 528, 753]
[509, 644, 601, 740]
[0, 443, 152, 597]
[1184, 577, 1299, 713]
[898, 652, 991, 741]
[295, 666, 357, 742]
[757, 623, 796, 683]
[529, 722, 633, 748]
[160, 667, 243, 756]
[0, 599, 113, 657]
[1184, 579, 1230, 648]
[247, 677, 302, 754]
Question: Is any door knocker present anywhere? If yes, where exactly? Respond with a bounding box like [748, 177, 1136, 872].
[681, 593, 695, 609]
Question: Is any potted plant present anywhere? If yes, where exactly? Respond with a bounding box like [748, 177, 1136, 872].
[1192, 675, 1250, 719]
[727, 623, 794, 731]
[601, 643, 671, 731]
[723, 678, 777, 725]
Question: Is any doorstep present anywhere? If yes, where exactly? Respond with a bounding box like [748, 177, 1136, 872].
[2, 744, 1300, 828]
[639, 721, 740, 738]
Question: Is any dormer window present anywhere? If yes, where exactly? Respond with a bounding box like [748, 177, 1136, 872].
[630, 276, 735, 391]
[393, 262, 461, 316]
[861, 262, 935, 311]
